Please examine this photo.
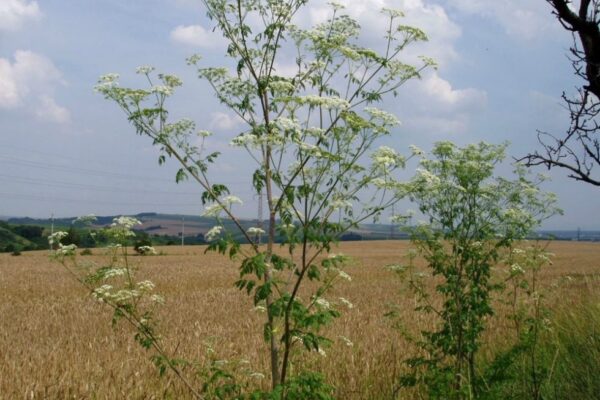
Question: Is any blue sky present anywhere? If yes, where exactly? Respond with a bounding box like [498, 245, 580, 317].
[0, 0, 597, 229]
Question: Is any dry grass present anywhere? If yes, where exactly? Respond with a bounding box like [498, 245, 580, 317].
[0, 241, 598, 399]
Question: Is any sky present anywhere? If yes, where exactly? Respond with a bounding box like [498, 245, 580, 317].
[0, 0, 598, 229]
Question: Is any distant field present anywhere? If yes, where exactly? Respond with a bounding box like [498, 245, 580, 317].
[1, 241, 598, 399]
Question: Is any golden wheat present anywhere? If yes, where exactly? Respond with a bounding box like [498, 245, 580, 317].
[0, 241, 598, 399]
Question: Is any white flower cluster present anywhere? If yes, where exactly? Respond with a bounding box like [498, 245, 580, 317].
[510, 263, 525, 275]
[372, 146, 405, 169]
[230, 132, 287, 148]
[371, 177, 396, 189]
[150, 85, 174, 96]
[416, 168, 441, 186]
[92, 286, 140, 304]
[329, 199, 353, 210]
[109, 216, 142, 239]
[203, 204, 224, 217]
[296, 95, 350, 110]
[337, 270, 352, 282]
[103, 268, 127, 279]
[268, 80, 295, 93]
[74, 214, 97, 225]
[112, 216, 142, 230]
[137, 246, 157, 255]
[56, 244, 77, 256]
[48, 231, 68, 246]
[338, 335, 354, 347]
[91, 279, 162, 305]
[137, 280, 156, 292]
[339, 297, 354, 309]
[94, 73, 119, 94]
[136, 65, 155, 75]
[247, 227, 265, 235]
[48, 231, 78, 256]
[409, 145, 424, 156]
[150, 294, 165, 305]
[205, 225, 223, 241]
[364, 107, 400, 126]
[315, 298, 331, 309]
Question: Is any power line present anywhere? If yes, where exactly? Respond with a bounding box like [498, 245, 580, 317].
[0, 192, 203, 207]
[0, 173, 204, 196]
[0, 155, 249, 186]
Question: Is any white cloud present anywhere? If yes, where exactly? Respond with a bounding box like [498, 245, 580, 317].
[396, 71, 487, 135]
[405, 115, 469, 137]
[447, 0, 555, 40]
[170, 24, 225, 48]
[421, 72, 487, 111]
[209, 112, 243, 131]
[35, 95, 70, 124]
[0, 0, 41, 31]
[0, 50, 69, 124]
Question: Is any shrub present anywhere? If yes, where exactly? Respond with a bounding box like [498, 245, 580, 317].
[394, 142, 560, 399]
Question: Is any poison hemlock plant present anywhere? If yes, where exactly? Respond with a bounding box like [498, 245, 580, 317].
[55, 1, 436, 398]
[391, 142, 561, 399]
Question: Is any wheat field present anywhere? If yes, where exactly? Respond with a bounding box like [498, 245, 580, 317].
[1, 241, 598, 399]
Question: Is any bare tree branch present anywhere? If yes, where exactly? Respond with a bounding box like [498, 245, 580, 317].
[519, 0, 600, 186]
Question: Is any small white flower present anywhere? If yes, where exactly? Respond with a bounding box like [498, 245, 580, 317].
[338, 335, 354, 347]
[135, 65, 155, 75]
[315, 298, 331, 309]
[222, 195, 243, 206]
[409, 145, 424, 156]
[202, 204, 224, 217]
[150, 85, 173, 96]
[253, 305, 267, 313]
[330, 199, 353, 210]
[137, 280, 156, 291]
[150, 294, 165, 305]
[339, 297, 354, 309]
[510, 263, 525, 274]
[337, 270, 352, 282]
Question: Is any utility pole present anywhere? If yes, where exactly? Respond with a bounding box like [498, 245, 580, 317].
[181, 216, 185, 247]
[49, 213, 54, 250]
[390, 204, 396, 240]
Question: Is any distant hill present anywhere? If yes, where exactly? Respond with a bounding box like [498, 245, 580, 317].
[0, 222, 35, 252]
[3, 213, 599, 243]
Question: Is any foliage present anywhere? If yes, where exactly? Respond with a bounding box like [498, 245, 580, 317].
[94, 0, 433, 397]
[393, 142, 560, 399]
[0, 224, 37, 252]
